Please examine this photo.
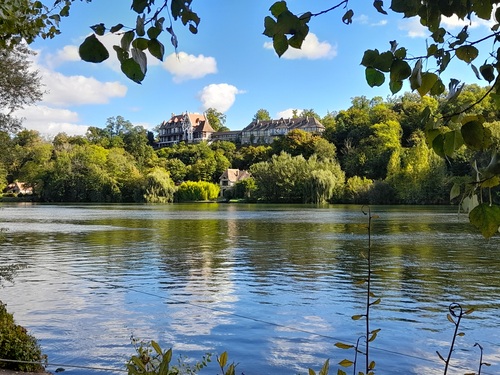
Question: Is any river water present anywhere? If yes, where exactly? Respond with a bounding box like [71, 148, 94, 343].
[0, 203, 499, 375]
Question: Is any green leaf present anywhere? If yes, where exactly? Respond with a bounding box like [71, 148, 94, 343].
[132, 0, 148, 14]
[417, 72, 439, 96]
[389, 79, 403, 94]
[151, 340, 162, 355]
[263, 16, 277, 37]
[394, 47, 406, 59]
[456, 45, 479, 64]
[110, 23, 124, 33]
[361, 49, 379, 67]
[351, 314, 364, 320]
[148, 39, 165, 61]
[308, 369, 316, 375]
[365, 68, 385, 87]
[368, 360, 376, 370]
[446, 314, 455, 324]
[432, 133, 445, 158]
[480, 64, 495, 82]
[147, 26, 162, 39]
[121, 58, 145, 83]
[338, 359, 354, 367]
[443, 130, 464, 157]
[132, 37, 149, 50]
[430, 78, 445, 96]
[469, 203, 500, 238]
[342, 9, 354, 24]
[374, 51, 394, 72]
[136, 14, 145, 36]
[90, 23, 106, 36]
[218, 351, 228, 367]
[121, 31, 134, 51]
[390, 0, 420, 16]
[273, 34, 288, 57]
[79, 34, 109, 63]
[450, 183, 461, 201]
[270, 1, 287, 17]
[335, 342, 354, 349]
[319, 359, 330, 375]
[390, 59, 411, 82]
[410, 59, 422, 91]
[461, 120, 486, 150]
[113, 45, 128, 63]
[373, 0, 387, 14]
[132, 47, 147, 74]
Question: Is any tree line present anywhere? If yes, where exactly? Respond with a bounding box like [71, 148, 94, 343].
[1, 85, 499, 206]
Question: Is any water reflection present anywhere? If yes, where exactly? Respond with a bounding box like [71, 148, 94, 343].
[0, 203, 499, 375]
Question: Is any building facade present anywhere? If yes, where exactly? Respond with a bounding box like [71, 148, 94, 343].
[240, 116, 325, 144]
[219, 169, 251, 197]
[157, 112, 215, 147]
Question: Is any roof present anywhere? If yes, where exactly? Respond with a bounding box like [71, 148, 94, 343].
[242, 116, 325, 132]
[160, 112, 214, 133]
[220, 169, 251, 183]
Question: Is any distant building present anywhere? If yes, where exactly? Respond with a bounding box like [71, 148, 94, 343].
[210, 130, 241, 143]
[240, 116, 325, 144]
[219, 169, 251, 197]
[4, 182, 33, 195]
[157, 112, 215, 147]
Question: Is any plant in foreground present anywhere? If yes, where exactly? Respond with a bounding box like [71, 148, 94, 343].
[0, 301, 46, 372]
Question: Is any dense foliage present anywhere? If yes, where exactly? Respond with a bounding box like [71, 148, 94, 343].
[0, 302, 45, 372]
[1, 88, 498, 215]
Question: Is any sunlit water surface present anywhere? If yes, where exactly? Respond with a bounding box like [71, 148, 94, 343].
[0, 203, 499, 375]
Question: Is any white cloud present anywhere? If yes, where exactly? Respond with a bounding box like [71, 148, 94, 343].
[14, 105, 89, 138]
[277, 108, 303, 119]
[163, 52, 217, 82]
[264, 32, 337, 60]
[197, 83, 244, 112]
[45, 45, 80, 68]
[39, 67, 127, 107]
[398, 18, 428, 38]
[356, 15, 387, 26]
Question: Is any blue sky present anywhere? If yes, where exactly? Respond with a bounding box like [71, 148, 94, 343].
[16, 0, 493, 138]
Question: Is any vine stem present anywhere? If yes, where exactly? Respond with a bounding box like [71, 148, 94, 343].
[362, 206, 372, 374]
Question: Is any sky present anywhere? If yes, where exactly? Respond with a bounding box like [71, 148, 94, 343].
[14, 0, 495, 139]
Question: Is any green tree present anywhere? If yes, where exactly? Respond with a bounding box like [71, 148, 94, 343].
[386, 130, 449, 204]
[175, 180, 219, 201]
[233, 145, 271, 170]
[205, 107, 227, 132]
[0, 45, 43, 132]
[164, 158, 188, 183]
[250, 152, 344, 203]
[252, 109, 271, 121]
[143, 167, 176, 203]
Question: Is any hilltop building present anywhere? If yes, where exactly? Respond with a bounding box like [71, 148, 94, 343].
[157, 113, 325, 148]
[239, 116, 325, 144]
[157, 112, 215, 147]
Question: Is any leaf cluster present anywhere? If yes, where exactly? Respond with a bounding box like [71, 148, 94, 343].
[78, 0, 200, 83]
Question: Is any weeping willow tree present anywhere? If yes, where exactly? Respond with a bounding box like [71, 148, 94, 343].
[143, 167, 176, 203]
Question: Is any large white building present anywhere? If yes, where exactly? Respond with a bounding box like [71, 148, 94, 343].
[157, 112, 215, 147]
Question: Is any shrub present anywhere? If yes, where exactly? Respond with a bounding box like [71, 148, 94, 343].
[175, 181, 220, 202]
[0, 301, 46, 372]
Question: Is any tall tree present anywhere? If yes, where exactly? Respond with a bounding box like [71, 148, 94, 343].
[0, 45, 43, 132]
[253, 109, 271, 121]
[205, 107, 227, 132]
